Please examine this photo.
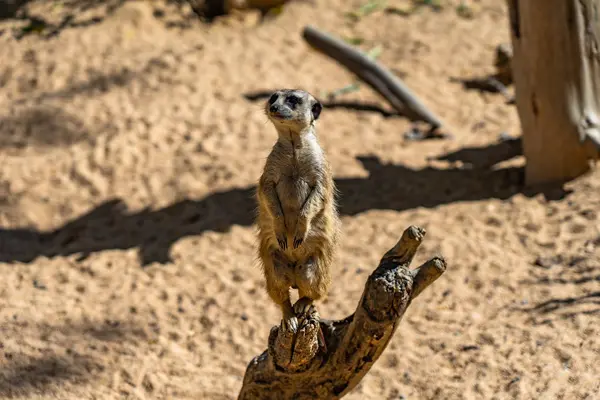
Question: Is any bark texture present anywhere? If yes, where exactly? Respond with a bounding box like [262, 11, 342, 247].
[238, 225, 446, 399]
[507, 0, 600, 185]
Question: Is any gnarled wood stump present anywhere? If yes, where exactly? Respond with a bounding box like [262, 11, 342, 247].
[238, 225, 447, 399]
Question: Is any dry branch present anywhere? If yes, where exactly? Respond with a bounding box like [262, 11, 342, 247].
[238, 225, 447, 399]
[302, 25, 446, 135]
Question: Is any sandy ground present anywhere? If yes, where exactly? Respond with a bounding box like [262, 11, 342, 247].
[0, 0, 598, 399]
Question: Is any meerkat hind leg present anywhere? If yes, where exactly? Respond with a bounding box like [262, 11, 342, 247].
[269, 248, 299, 333]
[294, 256, 318, 316]
[280, 299, 298, 333]
[294, 254, 330, 319]
[269, 279, 298, 333]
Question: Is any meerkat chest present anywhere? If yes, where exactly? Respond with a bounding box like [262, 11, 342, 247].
[282, 157, 315, 180]
[277, 151, 320, 207]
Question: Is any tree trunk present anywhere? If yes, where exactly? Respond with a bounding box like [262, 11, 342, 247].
[237, 226, 447, 399]
[507, 0, 600, 185]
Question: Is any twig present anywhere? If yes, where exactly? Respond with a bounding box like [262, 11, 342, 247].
[302, 25, 446, 133]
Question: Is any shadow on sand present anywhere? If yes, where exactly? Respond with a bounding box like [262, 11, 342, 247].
[1, 138, 573, 265]
[519, 249, 600, 324]
[0, 106, 108, 150]
[0, 320, 146, 398]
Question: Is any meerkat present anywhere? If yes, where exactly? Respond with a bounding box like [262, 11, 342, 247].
[255, 88, 340, 333]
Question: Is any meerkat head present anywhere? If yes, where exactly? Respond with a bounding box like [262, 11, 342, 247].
[265, 89, 323, 132]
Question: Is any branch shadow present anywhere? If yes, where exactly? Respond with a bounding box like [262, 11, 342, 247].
[522, 291, 600, 325]
[529, 272, 600, 286]
[0, 355, 93, 398]
[529, 292, 600, 314]
[0, 140, 572, 266]
[13, 48, 180, 103]
[0, 106, 101, 150]
[449, 75, 515, 104]
[243, 90, 400, 118]
[449, 76, 507, 94]
[0, 320, 145, 398]
[20, 68, 136, 103]
[433, 137, 522, 168]
[5, 0, 128, 40]
[522, 252, 600, 286]
[1, 0, 272, 38]
[517, 249, 600, 324]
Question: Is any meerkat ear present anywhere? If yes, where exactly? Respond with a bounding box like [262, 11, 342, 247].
[311, 101, 323, 120]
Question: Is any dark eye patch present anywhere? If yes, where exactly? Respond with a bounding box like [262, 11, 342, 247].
[268, 93, 278, 105]
[286, 95, 302, 107]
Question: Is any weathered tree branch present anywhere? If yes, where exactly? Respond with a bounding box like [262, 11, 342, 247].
[238, 225, 447, 399]
[302, 25, 446, 135]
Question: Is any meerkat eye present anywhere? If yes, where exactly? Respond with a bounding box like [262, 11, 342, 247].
[268, 93, 278, 105]
[286, 96, 302, 107]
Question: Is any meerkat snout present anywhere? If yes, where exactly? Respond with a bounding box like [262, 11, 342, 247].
[265, 89, 323, 130]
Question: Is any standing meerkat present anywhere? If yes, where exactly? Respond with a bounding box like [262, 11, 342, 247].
[256, 88, 341, 333]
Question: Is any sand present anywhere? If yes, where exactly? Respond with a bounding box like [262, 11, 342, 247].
[0, 0, 598, 399]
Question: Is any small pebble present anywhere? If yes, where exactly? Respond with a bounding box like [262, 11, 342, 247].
[498, 131, 515, 141]
[533, 255, 562, 269]
[507, 376, 520, 387]
[33, 280, 47, 290]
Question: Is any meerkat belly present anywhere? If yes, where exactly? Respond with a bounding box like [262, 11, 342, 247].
[276, 174, 311, 214]
[276, 170, 314, 262]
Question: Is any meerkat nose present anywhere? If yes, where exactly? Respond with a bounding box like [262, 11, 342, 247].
[269, 104, 279, 113]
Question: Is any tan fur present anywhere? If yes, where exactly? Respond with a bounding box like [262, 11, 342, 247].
[255, 89, 341, 331]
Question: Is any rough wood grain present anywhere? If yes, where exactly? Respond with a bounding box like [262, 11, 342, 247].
[238, 225, 447, 399]
[507, 0, 600, 185]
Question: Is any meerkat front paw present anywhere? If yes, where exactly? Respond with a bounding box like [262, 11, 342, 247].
[293, 219, 309, 249]
[276, 233, 288, 250]
[274, 224, 288, 250]
[293, 233, 306, 249]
